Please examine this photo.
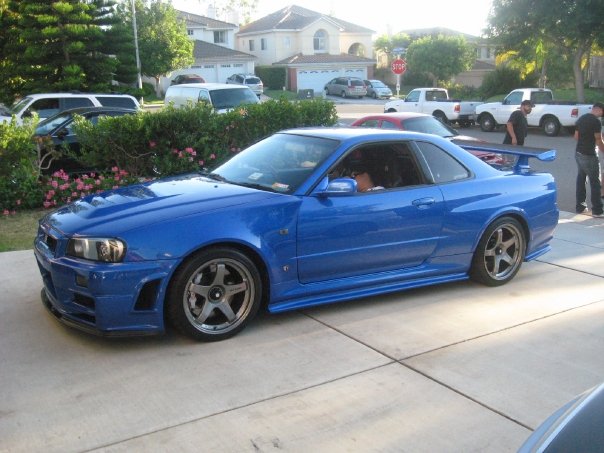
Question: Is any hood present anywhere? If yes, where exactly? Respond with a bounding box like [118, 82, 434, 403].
[45, 173, 280, 236]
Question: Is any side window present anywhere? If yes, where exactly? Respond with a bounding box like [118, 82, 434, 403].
[63, 97, 94, 109]
[405, 90, 420, 102]
[503, 91, 523, 105]
[358, 119, 379, 128]
[380, 120, 399, 130]
[198, 90, 211, 103]
[96, 96, 137, 109]
[25, 98, 60, 118]
[414, 141, 470, 183]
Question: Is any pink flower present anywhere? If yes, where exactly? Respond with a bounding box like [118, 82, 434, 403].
[111, 166, 118, 172]
[43, 201, 51, 208]
[210, 154, 216, 160]
[199, 160, 204, 166]
[51, 180, 58, 188]
[3, 209, 9, 216]
[16, 199, 21, 205]
[149, 141, 157, 148]
[185, 147, 194, 154]
[95, 180, 101, 185]
[72, 192, 78, 197]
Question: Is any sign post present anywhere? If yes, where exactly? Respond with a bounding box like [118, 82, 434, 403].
[391, 58, 406, 97]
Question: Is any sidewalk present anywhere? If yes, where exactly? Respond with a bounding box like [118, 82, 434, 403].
[1, 212, 603, 452]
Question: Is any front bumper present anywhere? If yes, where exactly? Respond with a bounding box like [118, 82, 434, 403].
[34, 229, 178, 337]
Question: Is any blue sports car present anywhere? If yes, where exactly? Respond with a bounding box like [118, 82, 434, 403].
[34, 128, 559, 341]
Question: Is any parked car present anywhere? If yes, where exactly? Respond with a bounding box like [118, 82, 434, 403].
[225, 73, 264, 96]
[35, 127, 558, 342]
[384, 87, 480, 126]
[34, 106, 138, 174]
[170, 74, 206, 85]
[475, 87, 593, 136]
[350, 112, 505, 166]
[518, 382, 604, 452]
[164, 83, 260, 113]
[324, 77, 367, 98]
[0, 92, 140, 124]
[364, 79, 393, 99]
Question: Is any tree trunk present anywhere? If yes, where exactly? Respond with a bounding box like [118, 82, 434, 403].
[155, 76, 161, 98]
[572, 42, 590, 102]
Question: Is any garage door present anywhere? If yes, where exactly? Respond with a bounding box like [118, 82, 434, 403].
[297, 68, 367, 95]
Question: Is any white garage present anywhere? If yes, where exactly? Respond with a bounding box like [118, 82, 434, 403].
[296, 67, 368, 95]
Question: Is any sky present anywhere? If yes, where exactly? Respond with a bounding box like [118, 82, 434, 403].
[170, 0, 494, 37]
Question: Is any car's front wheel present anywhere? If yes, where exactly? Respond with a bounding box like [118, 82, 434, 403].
[470, 217, 526, 286]
[166, 248, 262, 341]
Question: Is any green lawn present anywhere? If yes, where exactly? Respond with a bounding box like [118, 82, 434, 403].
[0, 209, 46, 252]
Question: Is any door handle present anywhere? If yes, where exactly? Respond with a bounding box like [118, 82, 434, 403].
[412, 197, 435, 208]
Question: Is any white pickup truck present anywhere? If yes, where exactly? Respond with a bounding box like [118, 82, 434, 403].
[383, 87, 481, 126]
[475, 88, 593, 137]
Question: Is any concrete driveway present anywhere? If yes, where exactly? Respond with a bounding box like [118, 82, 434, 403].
[1, 212, 603, 452]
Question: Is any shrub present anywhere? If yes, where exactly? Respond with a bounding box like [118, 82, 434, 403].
[255, 66, 287, 90]
[480, 67, 525, 99]
[41, 168, 139, 209]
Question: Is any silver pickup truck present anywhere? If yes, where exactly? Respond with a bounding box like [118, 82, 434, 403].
[384, 87, 481, 127]
[475, 88, 593, 136]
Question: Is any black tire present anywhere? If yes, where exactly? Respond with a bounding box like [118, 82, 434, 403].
[470, 217, 526, 287]
[479, 114, 496, 132]
[542, 117, 560, 137]
[433, 111, 449, 124]
[341, 90, 347, 98]
[372, 92, 377, 99]
[166, 247, 262, 341]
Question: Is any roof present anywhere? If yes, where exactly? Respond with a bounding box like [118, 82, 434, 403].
[273, 52, 375, 66]
[238, 5, 374, 35]
[192, 40, 255, 61]
[177, 11, 236, 29]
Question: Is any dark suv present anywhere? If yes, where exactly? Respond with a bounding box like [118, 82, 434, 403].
[324, 77, 367, 98]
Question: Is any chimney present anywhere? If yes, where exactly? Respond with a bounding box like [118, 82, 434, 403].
[207, 5, 217, 19]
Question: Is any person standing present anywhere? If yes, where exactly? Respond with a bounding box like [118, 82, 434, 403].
[503, 100, 532, 145]
[574, 102, 604, 216]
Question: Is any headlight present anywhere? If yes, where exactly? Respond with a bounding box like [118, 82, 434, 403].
[66, 238, 126, 263]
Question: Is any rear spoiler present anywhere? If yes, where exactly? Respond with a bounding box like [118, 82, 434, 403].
[452, 139, 556, 173]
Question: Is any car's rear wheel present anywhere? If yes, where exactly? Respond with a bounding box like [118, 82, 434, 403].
[166, 248, 262, 341]
[341, 90, 347, 98]
[479, 114, 496, 132]
[433, 111, 449, 124]
[542, 116, 560, 136]
[470, 217, 526, 286]
[372, 92, 377, 99]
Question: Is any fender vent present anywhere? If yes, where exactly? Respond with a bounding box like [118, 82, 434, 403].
[134, 280, 160, 311]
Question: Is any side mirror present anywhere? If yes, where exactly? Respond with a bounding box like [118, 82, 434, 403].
[314, 177, 357, 197]
[55, 128, 68, 140]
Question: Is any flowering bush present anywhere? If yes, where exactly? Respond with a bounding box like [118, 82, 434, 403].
[42, 167, 139, 209]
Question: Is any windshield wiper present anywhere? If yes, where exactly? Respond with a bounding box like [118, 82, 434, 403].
[232, 181, 277, 193]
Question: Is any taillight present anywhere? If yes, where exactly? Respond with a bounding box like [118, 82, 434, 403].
[571, 108, 579, 117]
[454, 104, 460, 113]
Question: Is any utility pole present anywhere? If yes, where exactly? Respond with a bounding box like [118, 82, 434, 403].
[131, 0, 143, 95]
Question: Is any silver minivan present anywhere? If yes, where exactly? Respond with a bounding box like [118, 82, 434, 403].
[164, 83, 259, 113]
[324, 77, 367, 99]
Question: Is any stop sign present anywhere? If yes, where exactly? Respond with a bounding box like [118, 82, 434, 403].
[391, 58, 406, 75]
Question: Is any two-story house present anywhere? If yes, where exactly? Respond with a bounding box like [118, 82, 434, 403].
[156, 9, 257, 94]
[236, 5, 376, 95]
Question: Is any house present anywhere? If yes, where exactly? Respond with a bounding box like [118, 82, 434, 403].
[154, 9, 257, 94]
[589, 55, 604, 88]
[236, 5, 376, 95]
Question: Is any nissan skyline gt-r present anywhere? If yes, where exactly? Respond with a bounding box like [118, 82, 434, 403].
[34, 128, 559, 341]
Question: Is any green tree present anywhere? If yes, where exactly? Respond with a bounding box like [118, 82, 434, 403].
[0, 0, 117, 102]
[487, 0, 604, 101]
[133, 0, 193, 96]
[373, 33, 412, 59]
[405, 35, 475, 86]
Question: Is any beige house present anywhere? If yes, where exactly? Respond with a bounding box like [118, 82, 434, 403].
[236, 5, 376, 95]
[154, 10, 257, 94]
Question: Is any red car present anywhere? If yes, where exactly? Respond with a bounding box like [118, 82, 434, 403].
[351, 112, 504, 165]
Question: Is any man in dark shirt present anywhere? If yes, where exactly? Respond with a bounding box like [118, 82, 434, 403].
[574, 102, 604, 216]
[503, 100, 532, 145]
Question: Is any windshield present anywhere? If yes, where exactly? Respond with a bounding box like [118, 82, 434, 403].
[371, 81, 387, 88]
[403, 117, 459, 138]
[209, 88, 259, 110]
[212, 133, 339, 193]
[8, 97, 32, 115]
[35, 112, 72, 135]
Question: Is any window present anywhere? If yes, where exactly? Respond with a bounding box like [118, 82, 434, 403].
[249, 40, 255, 51]
[405, 90, 420, 102]
[261, 38, 267, 50]
[187, 29, 194, 36]
[63, 98, 95, 109]
[358, 119, 379, 128]
[414, 141, 469, 184]
[380, 120, 399, 130]
[313, 30, 327, 52]
[96, 96, 137, 109]
[214, 30, 227, 44]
